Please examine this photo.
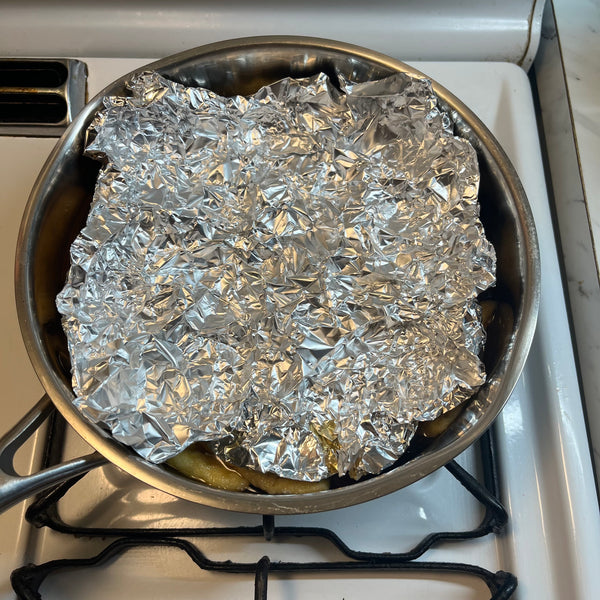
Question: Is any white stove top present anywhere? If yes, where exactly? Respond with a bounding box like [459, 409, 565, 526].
[0, 57, 599, 600]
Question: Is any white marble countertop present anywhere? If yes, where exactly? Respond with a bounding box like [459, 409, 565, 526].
[554, 0, 600, 256]
[551, 0, 600, 484]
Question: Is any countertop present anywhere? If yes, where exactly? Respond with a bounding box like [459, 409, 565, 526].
[554, 0, 600, 261]
[550, 0, 600, 487]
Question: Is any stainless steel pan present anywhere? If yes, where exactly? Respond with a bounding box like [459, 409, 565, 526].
[0, 37, 540, 514]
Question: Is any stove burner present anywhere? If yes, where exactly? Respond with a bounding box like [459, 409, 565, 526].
[12, 535, 517, 600]
[11, 411, 517, 599]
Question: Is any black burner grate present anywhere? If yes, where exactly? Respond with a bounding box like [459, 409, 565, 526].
[11, 411, 517, 600]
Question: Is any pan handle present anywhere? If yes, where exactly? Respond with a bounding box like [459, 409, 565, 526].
[0, 395, 107, 514]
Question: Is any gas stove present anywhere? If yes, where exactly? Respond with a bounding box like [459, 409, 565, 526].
[1, 3, 599, 599]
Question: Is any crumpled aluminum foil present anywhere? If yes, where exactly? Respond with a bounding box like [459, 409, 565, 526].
[56, 70, 496, 482]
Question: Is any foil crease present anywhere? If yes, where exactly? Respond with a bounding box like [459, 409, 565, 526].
[56, 70, 496, 481]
